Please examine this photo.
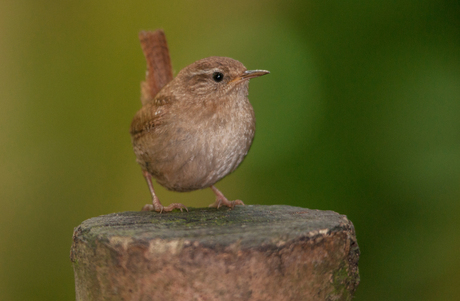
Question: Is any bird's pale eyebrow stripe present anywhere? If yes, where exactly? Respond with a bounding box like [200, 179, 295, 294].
[191, 71, 209, 76]
[190, 68, 222, 77]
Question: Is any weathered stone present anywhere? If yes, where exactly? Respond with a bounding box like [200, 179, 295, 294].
[71, 205, 360, 301]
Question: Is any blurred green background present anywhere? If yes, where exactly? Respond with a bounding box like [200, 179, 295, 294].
[1, 0, 459, 300]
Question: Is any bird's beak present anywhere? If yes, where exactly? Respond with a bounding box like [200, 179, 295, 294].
[231, 69, 270, 83]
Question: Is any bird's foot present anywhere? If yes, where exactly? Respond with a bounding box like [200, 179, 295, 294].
[208, 198, 244, 209]
[208, 185, 245, 209]
[140, 172, 188, 213]
[142, 200, 188, 213]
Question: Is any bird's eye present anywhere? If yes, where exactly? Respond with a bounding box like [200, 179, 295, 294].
[212, 72, 224, 82]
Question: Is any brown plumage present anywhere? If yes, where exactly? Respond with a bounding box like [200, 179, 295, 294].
[130, 30, 269, 212]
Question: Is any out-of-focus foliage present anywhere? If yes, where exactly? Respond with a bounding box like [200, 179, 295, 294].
[0, 1, 459, 300]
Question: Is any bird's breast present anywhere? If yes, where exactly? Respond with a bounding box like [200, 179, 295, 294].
[152, 98, 255, 191]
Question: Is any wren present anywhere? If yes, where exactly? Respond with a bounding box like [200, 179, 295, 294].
[130, 30, 269, 213]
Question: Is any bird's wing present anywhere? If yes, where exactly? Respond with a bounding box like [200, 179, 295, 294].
[130, 95, 173, 139]
[139, 30, 174, 105]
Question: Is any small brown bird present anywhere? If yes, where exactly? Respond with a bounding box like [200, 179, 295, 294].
[130, 30, 269, 213]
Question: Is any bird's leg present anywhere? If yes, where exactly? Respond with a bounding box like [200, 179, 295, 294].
[208, 185, 245, 209]
[141, 170, 188, 213]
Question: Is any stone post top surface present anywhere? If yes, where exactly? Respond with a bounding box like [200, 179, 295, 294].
[72, 205, 355, 251]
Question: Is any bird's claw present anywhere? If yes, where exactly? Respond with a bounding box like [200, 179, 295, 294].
[142, 202, 188, 213]
[208, 198, 245, 209]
